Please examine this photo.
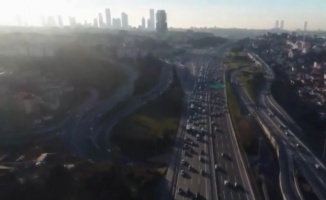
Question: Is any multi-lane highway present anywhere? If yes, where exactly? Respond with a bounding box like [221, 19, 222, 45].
[170, 44, 256, 200]
[232, 51, 326, 200]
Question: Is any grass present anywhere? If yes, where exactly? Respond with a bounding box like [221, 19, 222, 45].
[225, 54, 265, 200]
[236, 65, 264, 102]
[110, 72, 184, 161]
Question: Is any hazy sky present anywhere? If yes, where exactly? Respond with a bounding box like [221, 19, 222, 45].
[0, 0, 325, 30]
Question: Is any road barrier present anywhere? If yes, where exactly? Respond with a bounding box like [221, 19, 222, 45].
[224, 69, 258, 200]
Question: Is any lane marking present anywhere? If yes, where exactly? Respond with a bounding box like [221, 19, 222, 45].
[223, 191, 226, 199]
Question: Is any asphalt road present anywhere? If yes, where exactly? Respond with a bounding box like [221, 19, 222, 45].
[173, 48, 255, 200]
[174, 56, 213, 200]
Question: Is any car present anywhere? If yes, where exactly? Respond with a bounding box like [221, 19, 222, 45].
[315, 164, 320, 169]
[296, 143, 300, 147]
[221, 153, 225, 157]
[200, 169, 204, 175]
[224, 180, 229, 186]
[195, 192, 200, 199]
[234, 182, 239, 188]
[188, 165, 192, 170]
[285, 131, 288, 135]
[214, 164, 219, 170]
[180, 170, 185, 176]
[178, 187, 183, 194]
[181, 159, 187, 165]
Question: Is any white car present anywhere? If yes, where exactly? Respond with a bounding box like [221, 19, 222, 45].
[315, 164, 320, 169]
[180, 170, 185, 176]
[224, 180, 229, 186]
[234, 182, 239, 188]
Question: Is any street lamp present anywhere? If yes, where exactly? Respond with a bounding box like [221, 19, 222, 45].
[323, 132, 326, 160]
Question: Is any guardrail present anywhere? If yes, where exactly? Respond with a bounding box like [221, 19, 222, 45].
[267, 95, 326, 169]
[256, 118, 288, 200]
[224, 68, 258, 200]
[293, 170, 305, 200]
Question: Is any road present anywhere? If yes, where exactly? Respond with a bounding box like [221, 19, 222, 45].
[170, 43, 256, 200]
[69, 61, 173, 160]
[232, 51, 326, 200]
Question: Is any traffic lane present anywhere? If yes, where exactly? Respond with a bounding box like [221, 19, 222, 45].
[190, 131, 210, 199]
[220, 114, 250, 200]
[214, 121, 240, 200]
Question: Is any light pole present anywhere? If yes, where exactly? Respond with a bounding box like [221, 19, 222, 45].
[323, 133, 326, 160]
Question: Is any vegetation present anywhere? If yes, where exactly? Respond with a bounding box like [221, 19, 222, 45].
[133, 55, 163, 95]
[0, 162, 163, 200]
[188, 36, 228, 48]
[110, 68, 184, 161]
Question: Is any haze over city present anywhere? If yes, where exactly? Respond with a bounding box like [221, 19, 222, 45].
[0, 0, 325, 30]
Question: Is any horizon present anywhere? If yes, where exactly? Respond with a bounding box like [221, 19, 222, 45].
[0, 0, 325, 30]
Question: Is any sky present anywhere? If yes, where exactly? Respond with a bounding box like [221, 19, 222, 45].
[0, 0, 325, 30]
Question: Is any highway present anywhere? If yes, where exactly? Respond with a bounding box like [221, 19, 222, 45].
[171, 43, 256, 200]
[70, 62, 173, 160]
[231, 51, 326, 200]
[253, 52, 326, 200]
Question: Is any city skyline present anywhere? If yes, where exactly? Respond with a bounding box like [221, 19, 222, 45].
[0, 0, 325, 30]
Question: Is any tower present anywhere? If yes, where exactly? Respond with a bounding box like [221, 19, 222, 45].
[105, 8, 111, 28]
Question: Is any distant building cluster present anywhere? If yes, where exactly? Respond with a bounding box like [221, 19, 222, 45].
[37, 8, 168, 33]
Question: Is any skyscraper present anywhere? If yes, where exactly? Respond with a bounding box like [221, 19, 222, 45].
[275, 20, 279, 29]
[112, 18, 121, 29]
[98, 13, 104, 28]
[280, 20, 284, 29]
[121, 12, 129, 29]
[93, 18, 98, 28]
[304, 21, 308, 31]
[156, 10, 167, 33]
[141, 17, 146, 29]
[105, 8, 111, 28]
[57, 16, 63, 27]
[147, 19, 150, 29]
[69, 17, 77, 27]
[149, 9, 155, 30]
[47, 16, 57, 27]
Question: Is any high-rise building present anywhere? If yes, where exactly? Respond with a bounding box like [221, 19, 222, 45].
[98, 13, 104, 28]
[69, 17, 77, 27]
[141, 17, 146, 29]
[304, 21, 308, 31]
[149, 9, 155, 30]
[93, 18, 98, 28]
[47, 16, 57, 27]
[147, 19, 150, 29]
[275, 20, 279, 29]
[112, 18, 121, 29]
[280, 20, 284, 29]
[121, 12, 128, 29]
[16, 16, 22, 26]
[105, 8, 111, 28]
[57, 16, 63, 27]
[156, 10, 167, 33]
